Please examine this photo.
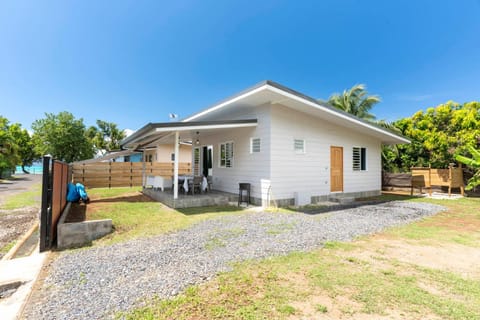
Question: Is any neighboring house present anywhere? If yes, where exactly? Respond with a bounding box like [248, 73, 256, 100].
[73, 146, 191, 165]
[121, 80, 409, 206]
[111, 151, 142, 163]
[73, 150, 142, 164]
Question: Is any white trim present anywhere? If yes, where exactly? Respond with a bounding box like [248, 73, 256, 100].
[173, 131, 179, 199]
[180, 82, 409, 144]
[266, 85, 410, 143]
[182, 86, 267, 122]
[155, 122, 257, 133]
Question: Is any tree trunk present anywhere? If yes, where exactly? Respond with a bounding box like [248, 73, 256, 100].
[22, 165, 30, 174]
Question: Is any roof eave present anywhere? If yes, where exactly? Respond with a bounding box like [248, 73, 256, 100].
[120, 119, 258, 149]
[180, 80, 409, 144]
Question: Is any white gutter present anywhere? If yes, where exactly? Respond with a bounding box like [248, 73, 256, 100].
[154, 122, 257, 133]
[266, 85, 410, 143]
[182, 85, 267, 122]
[180, 83, 409, 144]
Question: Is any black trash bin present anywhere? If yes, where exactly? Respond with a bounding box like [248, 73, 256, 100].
[238, 183, 251, 206]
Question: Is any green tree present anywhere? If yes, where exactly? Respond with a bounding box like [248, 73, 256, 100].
[326, 84, 380, 121]
[455, 146, 480, 190]
[86, 120, 125, 155]
[0, 116, 19, 175]
[8, 123, 39, 173]
[383, 101, 480, 172]
[32, 112, 95, 163]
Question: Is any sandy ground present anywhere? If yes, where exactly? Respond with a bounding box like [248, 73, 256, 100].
[288, 238, 480, 319]
[0, 175, 42, 258]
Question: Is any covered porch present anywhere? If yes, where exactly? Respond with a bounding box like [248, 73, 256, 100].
[121, 119, 258, 208]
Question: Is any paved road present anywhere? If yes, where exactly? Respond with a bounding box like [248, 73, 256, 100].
[0, 174, 42, 259]
[0, 175, 43, 206]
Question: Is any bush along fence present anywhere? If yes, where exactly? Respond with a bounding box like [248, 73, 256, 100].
[72, 162, 191, 188]
[382, 165, 465, 196]
[40, 156, 70, 252]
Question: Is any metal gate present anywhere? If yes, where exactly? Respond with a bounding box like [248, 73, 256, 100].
[39, 156, 70, 252]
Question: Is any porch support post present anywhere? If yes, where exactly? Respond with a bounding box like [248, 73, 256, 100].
[142, 151, 146, 188]
[173, 131, 179, 199]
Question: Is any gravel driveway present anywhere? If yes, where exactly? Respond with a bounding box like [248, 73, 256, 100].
[24, 201, 443, 319]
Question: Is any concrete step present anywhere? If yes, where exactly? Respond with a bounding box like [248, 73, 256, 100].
[329, 195, 356, 204]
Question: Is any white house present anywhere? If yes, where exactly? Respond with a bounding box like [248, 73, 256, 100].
[121, 80, 409, 206]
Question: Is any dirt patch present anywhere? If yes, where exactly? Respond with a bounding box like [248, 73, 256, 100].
[288, 290, 440, 320]
[361, 239, 480, 279]
[66, 191, 153, 222]
[0, 207, 38, 258]
[0, 175, 42, 258]
[65, 203, 87, 222]
[89, 192, 153, 204]
[286, 237, 480, 319]
[421, 214, 480, 233]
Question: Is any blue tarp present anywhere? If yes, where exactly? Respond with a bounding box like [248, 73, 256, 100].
[66, 183, 89, 202]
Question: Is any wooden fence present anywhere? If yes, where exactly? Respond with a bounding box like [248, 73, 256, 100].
[383, 165, 465, 196]
[411, 165, 464, 196]
[382, 172, 412, 188]
[72, 162, 191, 188]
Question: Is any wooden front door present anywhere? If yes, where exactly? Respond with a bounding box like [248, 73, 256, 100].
[330, 146, 343, 192]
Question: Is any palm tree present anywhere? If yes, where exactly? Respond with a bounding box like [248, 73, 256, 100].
[325, 84, 380, 121]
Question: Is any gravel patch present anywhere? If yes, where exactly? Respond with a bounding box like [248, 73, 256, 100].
[24, 201, 444, 319]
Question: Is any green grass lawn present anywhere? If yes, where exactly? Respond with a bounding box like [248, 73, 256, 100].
[0, 183, 42, 210]
[119, 195, 480, 320]
[83, 187, 249, 245]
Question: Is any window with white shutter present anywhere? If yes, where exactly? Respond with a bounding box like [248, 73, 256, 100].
[352, 147, 367, 171]
[219, 141, 234, 168]
[294, 139, 305, 153]
[193, 147, 200, 175]
[250, 138, 260, 153]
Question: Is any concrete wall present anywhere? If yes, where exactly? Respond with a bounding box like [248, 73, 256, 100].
[57, 203, 112, 249]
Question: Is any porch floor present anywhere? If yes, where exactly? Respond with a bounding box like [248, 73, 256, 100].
[142, 187, 237, 208]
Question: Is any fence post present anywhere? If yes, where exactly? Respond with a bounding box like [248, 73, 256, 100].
[428, 165, 432, 196]
[142, 160, 146, 189]
[39, 156, 51, 252]
[448, 164, 453, 196]
[130, 161, 133, 188]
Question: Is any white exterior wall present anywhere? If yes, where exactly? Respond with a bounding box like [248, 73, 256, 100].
[198, 105, 272, 204]
[195, 103, 382, 206]
[270, 104, 382, 205]
[144, 145, 191, 163]
[156, 144, 191, 163]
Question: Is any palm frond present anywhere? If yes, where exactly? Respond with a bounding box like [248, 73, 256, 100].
[455, 154, 480, 168]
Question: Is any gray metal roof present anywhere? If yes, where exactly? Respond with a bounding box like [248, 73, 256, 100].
[182, 80, 408, 142]
[122, 80, 409, 148]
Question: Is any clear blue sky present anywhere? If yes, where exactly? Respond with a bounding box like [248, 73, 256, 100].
[1, 1, 479, 132]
